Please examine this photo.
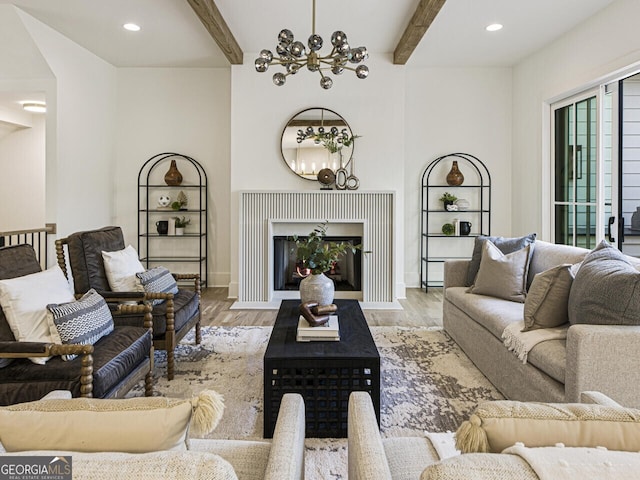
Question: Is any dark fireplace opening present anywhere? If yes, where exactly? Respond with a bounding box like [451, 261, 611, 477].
[273, 236, 362, 291]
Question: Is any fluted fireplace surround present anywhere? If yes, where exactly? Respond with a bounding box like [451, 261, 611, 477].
[237, 191, 395, 308]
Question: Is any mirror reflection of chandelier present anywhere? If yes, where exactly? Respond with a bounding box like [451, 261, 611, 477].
[254, 0, 369, 90]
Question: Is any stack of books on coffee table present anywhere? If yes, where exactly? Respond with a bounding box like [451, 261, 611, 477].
[296, 315, 340, 342]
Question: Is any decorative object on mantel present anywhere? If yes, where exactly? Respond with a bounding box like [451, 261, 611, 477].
[254, 0, 369, 90]
[439, 192, 458, 211]
[446, 160, 464, 186]
[164, 159, 183, 186]
[632, 206, 640, 231]
[291, 222, 366, 305]
[317, 168, 336, 189]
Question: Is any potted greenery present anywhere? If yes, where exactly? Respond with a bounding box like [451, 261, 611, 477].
[173, 216, 191, 235]
[439, 192, 458, 211]
[291, 222, 365, 305]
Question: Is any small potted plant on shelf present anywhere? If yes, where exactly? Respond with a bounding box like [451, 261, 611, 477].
[173, 216, 191, 235]
[171, 191, 188, 211]
[439, 192, 458, 211]
[290, 221, 367, 306]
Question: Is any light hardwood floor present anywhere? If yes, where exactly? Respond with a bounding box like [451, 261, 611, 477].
[200, 288, 444, 328]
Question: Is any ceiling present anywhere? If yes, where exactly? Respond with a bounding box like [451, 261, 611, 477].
[0, 0, 615, 69]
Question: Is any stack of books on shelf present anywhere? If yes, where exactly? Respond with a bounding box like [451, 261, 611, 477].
[296, 315, 340, 342]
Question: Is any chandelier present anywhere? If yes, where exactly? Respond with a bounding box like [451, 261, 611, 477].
[254, 0, 369, 90]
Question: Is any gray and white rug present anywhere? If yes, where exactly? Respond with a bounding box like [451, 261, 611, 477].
[127, 326, 503, 479]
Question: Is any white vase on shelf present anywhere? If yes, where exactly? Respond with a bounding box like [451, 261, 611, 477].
[175, 227, 185, 236]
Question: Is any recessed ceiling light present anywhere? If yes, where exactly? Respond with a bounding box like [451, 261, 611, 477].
[486, 23, 503, 32]
[123, 23, 141, 32]
[22, 102, 46, 113]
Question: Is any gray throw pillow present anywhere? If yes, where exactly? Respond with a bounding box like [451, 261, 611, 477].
[523, 264, 574, 331]
[469, 241, 531, 303]
[568, 241, 640, 325]
[466, 233, 537, 287]
[136, 267, 179, 305]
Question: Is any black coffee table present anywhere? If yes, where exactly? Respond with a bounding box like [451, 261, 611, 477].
[263, 299, 380, 438]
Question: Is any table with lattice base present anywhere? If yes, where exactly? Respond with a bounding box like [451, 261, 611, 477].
[264, 299, 380, 438]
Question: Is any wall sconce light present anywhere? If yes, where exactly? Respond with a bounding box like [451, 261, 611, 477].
[22, 102, 47, 113]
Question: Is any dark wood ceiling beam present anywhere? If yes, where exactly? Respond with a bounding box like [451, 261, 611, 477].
[186, 0, 243, 65]
[394, 0, 447, 65]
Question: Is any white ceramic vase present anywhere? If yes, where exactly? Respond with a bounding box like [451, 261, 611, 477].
[175, 227, 185, 236]
[299, 273, 335, 306]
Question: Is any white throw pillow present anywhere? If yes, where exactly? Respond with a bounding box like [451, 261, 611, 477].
[0, 265, 75, 364]
[101, 245, 145, 292]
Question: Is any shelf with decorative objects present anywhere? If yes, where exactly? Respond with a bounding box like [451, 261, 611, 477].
[420, 153, 491, 291]
[138, 153, 208, 287]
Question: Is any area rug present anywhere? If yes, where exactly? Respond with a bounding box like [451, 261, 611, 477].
[127, 326, 503, 479]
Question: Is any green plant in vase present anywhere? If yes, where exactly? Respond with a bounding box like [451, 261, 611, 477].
[290, 221, 368, 306]
[173, 216, 190, 235]
[439, 192, 458, 211]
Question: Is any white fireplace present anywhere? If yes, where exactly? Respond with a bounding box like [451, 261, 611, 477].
[235, 191, 397, 308]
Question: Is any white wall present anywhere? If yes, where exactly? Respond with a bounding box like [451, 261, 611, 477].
[512, 0, 640, 239]
[403, 67, 513, 287]
[229, 53, 407, 298]
[0, 114, 45, 230]
[0, 5, 53, 233]
[17, 8, 117, 238]
[115, 68, 231, 286]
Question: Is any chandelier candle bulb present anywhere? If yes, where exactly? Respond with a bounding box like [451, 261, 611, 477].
[254, 0, 369, 89]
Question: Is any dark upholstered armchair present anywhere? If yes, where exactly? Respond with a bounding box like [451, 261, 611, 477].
[55, 226, 202, 380]
[0, 244, 153, 405]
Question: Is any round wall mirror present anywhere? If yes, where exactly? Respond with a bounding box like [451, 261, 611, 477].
[281, 107, 355, 181]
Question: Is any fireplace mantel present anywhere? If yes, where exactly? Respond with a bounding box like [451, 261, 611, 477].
[235, 191, 396, 308]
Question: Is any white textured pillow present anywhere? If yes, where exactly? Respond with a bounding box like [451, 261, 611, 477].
[469, 241, 531, 303]
[101, 245, 145, 292]
[0, 265, 75, 364]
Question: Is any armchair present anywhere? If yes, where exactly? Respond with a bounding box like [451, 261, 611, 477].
[55, 226, 202, 380]
[0, 244, 153, 405]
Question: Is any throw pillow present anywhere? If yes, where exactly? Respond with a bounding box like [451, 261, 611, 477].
[0, 265, 75, 364]
[568, 240, 640, 325]
[136, 266, 179, 305]
[469, 241, 531, 303]
[455, 399, 640, 454]
[28, 452, 238, 480]
[46, 289, 114, 361]
[101, 245, 145, 292]
[466, 233, 536, 287]
[0, 390, 224, 453]
[522, 264, 574, 331]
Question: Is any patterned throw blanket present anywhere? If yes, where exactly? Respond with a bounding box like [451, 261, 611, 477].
[502, 320, 568, 363]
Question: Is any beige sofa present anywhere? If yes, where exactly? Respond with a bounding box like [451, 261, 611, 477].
[443, 240, 640, 407]
[348, 391, 640, 480]
[0, 392, 305, 480]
